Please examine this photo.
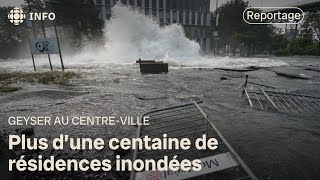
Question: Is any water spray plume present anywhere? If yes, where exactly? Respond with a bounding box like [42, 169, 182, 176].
[99, 4, 200, 62]
[0, 3, 287, 69]
[72, 4, 286, 68]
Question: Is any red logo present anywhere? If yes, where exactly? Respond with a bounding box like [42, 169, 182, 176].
[146, 171, 162, 180]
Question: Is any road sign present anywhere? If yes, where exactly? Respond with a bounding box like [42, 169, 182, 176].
[135, 152, 239, 180]
[30, 37, 59, 54]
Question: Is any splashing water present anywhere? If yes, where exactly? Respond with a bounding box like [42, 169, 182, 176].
[0, 3, 287, 70]
[71, 4, 287, 68]
[76, 4, 201, 64]
[106, 5, 200, 59]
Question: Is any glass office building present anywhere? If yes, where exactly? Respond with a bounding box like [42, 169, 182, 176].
[95, 0, 212, 52]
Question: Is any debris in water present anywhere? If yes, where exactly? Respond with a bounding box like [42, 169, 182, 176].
[304, 66, 320, 72]
[131, 101, 257, 180]
[113, 78, 121, 83]
[241, 75, 320, 114]
[275, 71, 310, 79]
[21, 128, 35, 136]
[215, 68, 255, 72]
[134, 93, 167, 100]
[247, 66, 263, 70]
[136, 59, 168, 74]
[220, 77, 228, 81]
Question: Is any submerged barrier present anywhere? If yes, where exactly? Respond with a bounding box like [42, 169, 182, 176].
[241, 75, 320, 114]
[130, 101, 257, 180]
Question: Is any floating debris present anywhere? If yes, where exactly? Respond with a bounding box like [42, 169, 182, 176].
[136, 59, 168, 74]
[247, 66, 262, 70]
[275, 71, 310, 79]
[131, 101, 257, 180]
[304, 66, 320, 72]
[134, 93, 168, 100]
[220, 76, 228, 81]
[214, 68, 255, 72]
[21, 127, 35, 136]
[241, 75, 320, 114]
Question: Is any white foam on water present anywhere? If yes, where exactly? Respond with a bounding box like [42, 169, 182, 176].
[167, 56, 287, 69]
[0, 3, 287, 70]
[73, 3, 200, 64]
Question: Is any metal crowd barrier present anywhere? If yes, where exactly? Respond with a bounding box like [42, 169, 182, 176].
[130, 101, 257, 180]
[242, 75, 320, 113]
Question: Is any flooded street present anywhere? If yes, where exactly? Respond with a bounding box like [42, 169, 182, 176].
[1, 56, 320, 179]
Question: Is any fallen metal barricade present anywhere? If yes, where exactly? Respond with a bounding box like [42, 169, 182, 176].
[241, 75, 320, 113]
[130, 101, 257, 180]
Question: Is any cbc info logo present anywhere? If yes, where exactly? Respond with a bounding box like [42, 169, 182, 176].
[7, 7, 55, 26]
[7, 7, 25, 25]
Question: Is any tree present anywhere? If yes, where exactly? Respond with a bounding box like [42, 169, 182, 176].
[214, 0, 274, 56]
[214, 0, 248, 53]
[301, 11, 320, 47]
[23, 0, 45, 11]
[271, 33, 288, 56]
[285, 11, 320, 56]
[0, 6, 29, 58]
[47, 0, 103, 49]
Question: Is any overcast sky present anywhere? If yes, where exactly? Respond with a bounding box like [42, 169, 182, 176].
[0, 0, 303, 11]
[210, 0, 305, 11]
[0, 0, 24, 7]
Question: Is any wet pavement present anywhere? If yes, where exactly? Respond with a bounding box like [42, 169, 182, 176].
[0, 57, 320, 180]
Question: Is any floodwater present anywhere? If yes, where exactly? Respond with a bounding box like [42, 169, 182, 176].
[0, 56, 320, 180]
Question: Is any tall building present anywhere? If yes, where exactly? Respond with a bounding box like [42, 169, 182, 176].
[95, 0, 212, 52]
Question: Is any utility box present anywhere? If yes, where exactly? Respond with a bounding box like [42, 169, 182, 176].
[136, 59, 168, 74]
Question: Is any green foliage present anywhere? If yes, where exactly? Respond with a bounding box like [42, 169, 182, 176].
[23, 0, 45, 11]
[214, 0, 274, 55]
[0, 0, 50, 59]
[0, 6, 28, 58]
[283, 11, 320, 56]
[306, 43, 319, 55]
[0, 70, 79, 87]
[287, 40, 302, 55]
[287, 38, 319, 56]
[271, 33, 288, 56]
[0, 87, 22, 93]
[215, 0, 249, 45]
[301, 11, 320, 47]
[48, 0, 104, 49]
[0, 0, 104, 58]
[213, 0, 319, 56]
[0, 70, 78, 93]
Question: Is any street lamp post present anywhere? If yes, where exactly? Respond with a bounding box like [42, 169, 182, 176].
[214, 0, 219, 55]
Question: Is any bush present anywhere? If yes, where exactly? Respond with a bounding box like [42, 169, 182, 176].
[274, 49, 289, 56]
[0, 71, 79, 91]
[306, 44, 319, 55]
[286, 39, 320, 56]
